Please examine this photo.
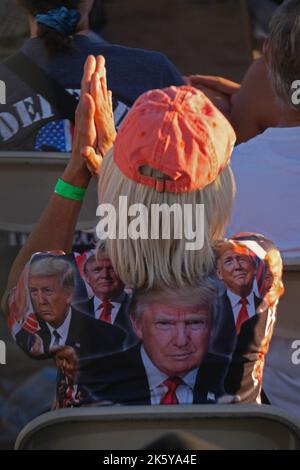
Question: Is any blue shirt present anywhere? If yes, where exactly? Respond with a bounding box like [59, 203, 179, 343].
[0, 31, 184, 151]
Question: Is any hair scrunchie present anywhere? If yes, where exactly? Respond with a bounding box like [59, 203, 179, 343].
[35, 6, 81, 36]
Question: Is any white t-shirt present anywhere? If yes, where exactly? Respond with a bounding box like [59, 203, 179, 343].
[263, 335, 300, 421]
[227, 127, 300, 256]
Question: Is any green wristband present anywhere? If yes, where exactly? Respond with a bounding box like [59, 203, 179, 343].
[54, 178, 87, 201]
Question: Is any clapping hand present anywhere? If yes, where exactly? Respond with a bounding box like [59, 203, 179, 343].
[76, 55, 116, 178]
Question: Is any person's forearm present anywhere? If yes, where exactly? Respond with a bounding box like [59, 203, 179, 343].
[3, 55, 110, 303]
[5, 163, 91, 292]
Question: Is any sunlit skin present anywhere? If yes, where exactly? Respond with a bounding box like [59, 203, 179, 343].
[84, 257, 124, 300]
[217, 249, 256, 297]
[29, 275, 72, 329]
[132, 303, 212, 377]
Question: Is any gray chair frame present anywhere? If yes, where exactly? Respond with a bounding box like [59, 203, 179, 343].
[15, 404, 300, 450]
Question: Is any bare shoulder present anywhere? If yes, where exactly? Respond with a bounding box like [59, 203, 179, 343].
[230, 58, 280, 144]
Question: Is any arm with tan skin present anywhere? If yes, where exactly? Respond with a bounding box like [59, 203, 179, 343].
[185, 74, 241, 121]
[2, 55, 115, 304]
[187, 57, 280, 144]
[230, 57, 280, 144]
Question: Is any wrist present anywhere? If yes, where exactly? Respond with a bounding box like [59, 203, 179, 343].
[62, 162, 92, 188]
[54, 179, 87, 201]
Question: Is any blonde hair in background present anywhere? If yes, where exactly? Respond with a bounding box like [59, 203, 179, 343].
[97, 149, 236, 290]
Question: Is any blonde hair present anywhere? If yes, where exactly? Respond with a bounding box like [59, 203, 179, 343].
[97, 148, 235, 290]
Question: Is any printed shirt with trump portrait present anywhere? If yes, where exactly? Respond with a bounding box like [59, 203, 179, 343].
[6, 234, 284, 407]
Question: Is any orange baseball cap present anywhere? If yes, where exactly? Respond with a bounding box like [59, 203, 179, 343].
[113, 86, 236, 193]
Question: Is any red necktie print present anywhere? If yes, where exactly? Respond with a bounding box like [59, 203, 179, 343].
[236, 298, 249, 335]
[100, 300, 113, 324]
[160, 377, 183, 405]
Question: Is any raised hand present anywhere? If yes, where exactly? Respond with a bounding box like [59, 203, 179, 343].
[81, 55, 116, 177]
[184, 74, 240, 120]
[61, 55, 98, 188]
